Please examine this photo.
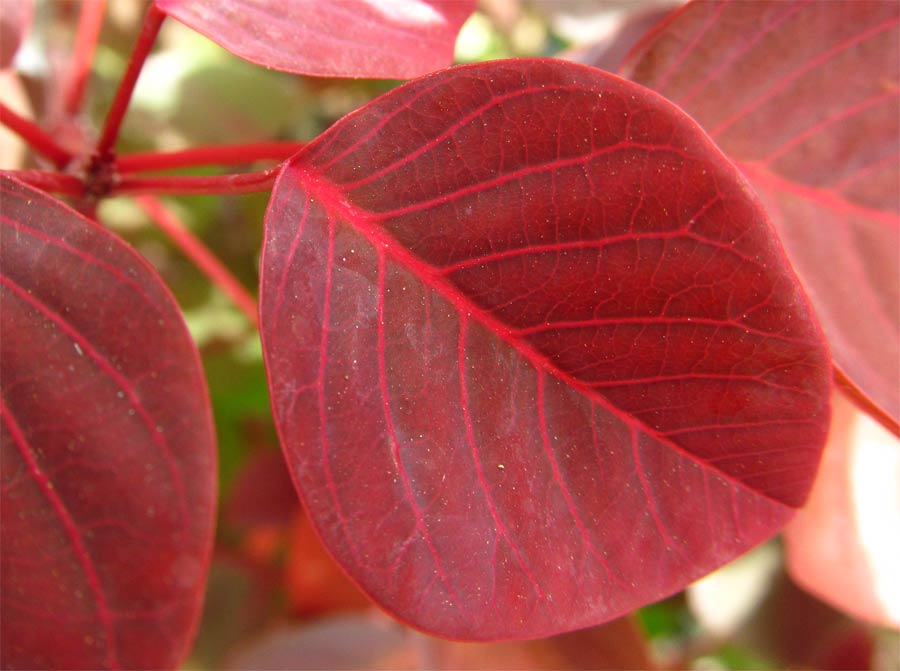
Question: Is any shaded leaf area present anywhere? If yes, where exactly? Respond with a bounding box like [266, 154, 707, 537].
[225, 612, 652, 670]
[728, 567, 879, 671]
[154, 0, 475, 79]
[260, 59, 831, 639]
[621, 0, 900, 428]
[0, 176, 216, 669]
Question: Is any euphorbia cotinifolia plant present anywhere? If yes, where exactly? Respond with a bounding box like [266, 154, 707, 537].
[1, 0, 897, 668]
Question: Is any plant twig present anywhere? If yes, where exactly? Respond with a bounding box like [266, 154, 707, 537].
[2, 169, 82, 194]
[0, 104, 74, 167]
[96, 3, 165, 157]
[64, 0, 107, 116]
[114, 167, 282, 196]
[117, 142, 304, 173]
[834, 367, 900, 437]
[134, 195, 259, 327]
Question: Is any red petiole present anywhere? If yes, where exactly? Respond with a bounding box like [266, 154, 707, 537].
[63, 0, 107, 117]
[0, 2, 285, 327]
[117, 142, 304, 173]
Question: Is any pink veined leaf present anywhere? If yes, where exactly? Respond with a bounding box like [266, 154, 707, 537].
[154, 0, 476, 79]
[0, 176, 216, 669]
[259, 58, 831, 639]
[620, 0, 900, 431]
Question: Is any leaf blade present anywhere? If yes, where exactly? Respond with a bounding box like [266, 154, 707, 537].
[621, 0, 900, 427]
[0, 176, 217, 669]
[154, 0, 475, 79]
[260, 59, 831, 639]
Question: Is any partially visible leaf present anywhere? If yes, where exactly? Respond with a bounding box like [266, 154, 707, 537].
[224, 614, 413, 670]
[0, 0, 33, 69]
[154, 0, 476, 79]
[552, 1, 680, 72]
[621, 0, 900, 428]
[225, 613, 653, 670]
[284, 512, 371, 617]
[733, 568, 875, 671]
[0, 176, 216, 669]
[784, 389, 900, 629]
[260, 59, 831, 639]
[224, 449, 297, 530]
[189, 552, 282, 670]
[431, 616, 654, 670]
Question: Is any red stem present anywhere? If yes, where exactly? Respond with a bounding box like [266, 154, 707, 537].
[834, 367, 900, 438]
[134, 195, 259, 327]
[0, 104, 74, 167]
[113, 167, 282, 196]
[96, 3, 165, 157]
[2, 169, 82, 195]
[64, 0, 107, 117]
[117, 142, 304, 173]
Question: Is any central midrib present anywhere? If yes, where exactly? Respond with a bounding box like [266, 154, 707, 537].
[287, 162, 799, 508]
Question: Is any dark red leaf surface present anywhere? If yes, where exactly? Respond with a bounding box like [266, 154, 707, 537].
[154, 0, 475, 79]
[620, 0, 900, 428]
[0, 176, 216, 669]
[260, 59, 831, 639]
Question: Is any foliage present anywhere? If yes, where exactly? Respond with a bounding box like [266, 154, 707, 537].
[1, 1, 897, 668]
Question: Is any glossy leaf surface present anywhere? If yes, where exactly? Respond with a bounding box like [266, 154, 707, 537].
[260, 59, 831, 639]
[155, 0, 475, 79]
[621, 0, 900, 428]
[0, 177, 216, 669]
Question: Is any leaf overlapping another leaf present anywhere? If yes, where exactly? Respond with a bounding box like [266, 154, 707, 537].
[621, 0, 900, 430]
[260, 59, 832, 639]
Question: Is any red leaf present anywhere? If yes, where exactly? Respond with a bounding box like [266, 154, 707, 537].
[259, 59, 831, 639]
[620, 0, 900, 429]
[0, 176, 216, 669]
[784, 389, 900, 629]
[154, 0, 475, 79]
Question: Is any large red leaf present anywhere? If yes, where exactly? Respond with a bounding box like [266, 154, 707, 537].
[620, 0, 900, 429]
[260, 59, 831, 639]
[0, 176, 216, 669]
[154, 0, 475, 79]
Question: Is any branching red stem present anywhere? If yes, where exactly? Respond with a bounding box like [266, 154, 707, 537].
[113, 167, 282, 196]
[2, 170, 82, 195]
[96, 3, 165, 157]
[64, 0, 107, 116]
[0, 104, 74, 167]
[117, 142, 304, 173]
[134, 195, 259, 327]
